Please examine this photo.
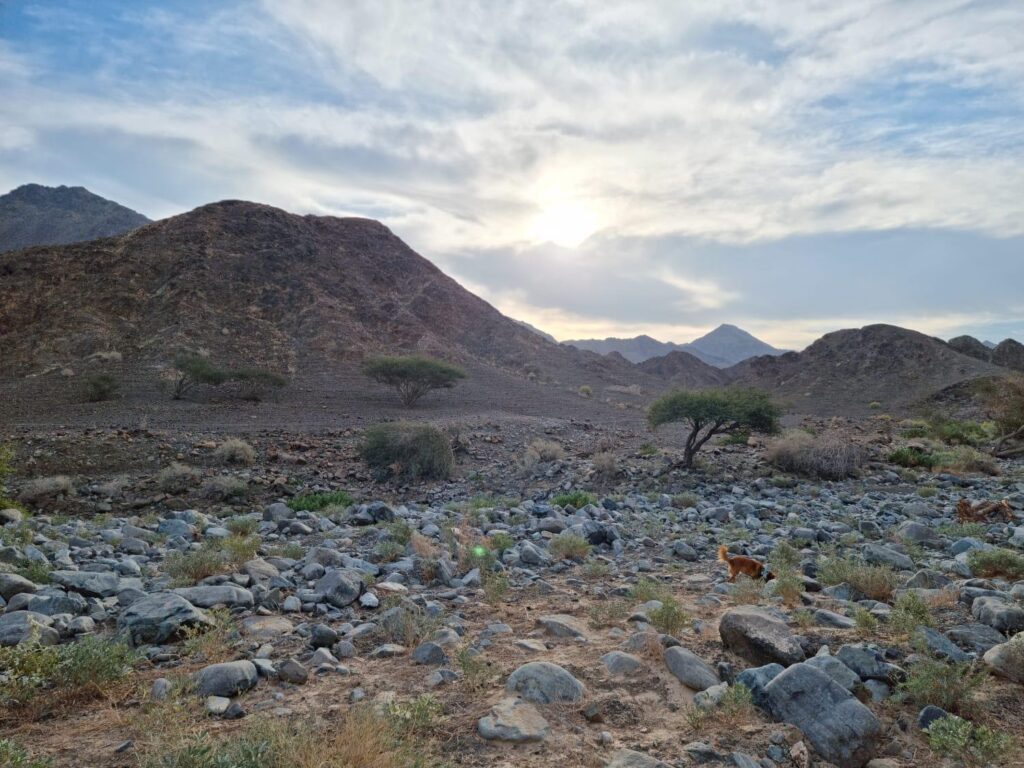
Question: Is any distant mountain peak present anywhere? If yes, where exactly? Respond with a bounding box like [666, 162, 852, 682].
[0, 182, 151, 253]
[564, 324, 785, 367]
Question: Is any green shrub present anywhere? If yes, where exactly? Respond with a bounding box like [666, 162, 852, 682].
[937, 521, 987, 539]
[934, 446, 999, 475]
[917, 485, 938, 498]
[673, 492, 699, 509]
[648, 387, 780, 468]
[199, 476, 248, 502]
[854, 608, 879, 637]
[899, 657, 988, 715]
[638, 443, 659, 457]
[487, 531, 514, 555]
[889, 446, 938, 469]
[926, 716, 1015, 767]
[551, 490, 595, 508]
[288, 490, 354, 512]
[225, 517, 260, 536]
[578, 384, 593, 398]
[384, 520, 413, 546]
[482, 572, 509, 605]
[221, 534, 260, 565]
[889, 591, 934, 636]
[588, 599, 629, 628]
[171, 352, 286, 401]
[362, 355, 466, 407]
[374, 540, 406, 563]
[0, 634, 136, 708]
[582, 559, 611, 579]
[456, 648, 494, 692]
[817, 555, 899, 601]
[648, 599, 688, 636]
[156, 462, 201, 494]
[164, 544, 231, 585]
[360, 423, 453, 480]
[629, 576, 671, 603]
[966, 548, 1024, 579]
[522, 439, 565, 468]
[83, 373, 119, 402]
[548, 533, 591, 561]
[0, 739, 52, 768]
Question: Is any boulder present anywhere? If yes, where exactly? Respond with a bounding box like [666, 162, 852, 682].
[172, 585, 254, 609]
[763, 663, 881, 768]
[118, 593, 212, 645]
[312, 568, 364, 608]
[983, 637, 1024, 683]
[537, 614, 587, 639]
[506, 661, 585, 704]
[0, 572, 38, 602]
[0, 610, 58, 646]
[194, 660, 258, 697]
[601, 651, 644, 676]
[49, 569, 120, 597]
[605, 749, 669, 767]
[972, 596, 1024, 634]
[478, 697, 550, 742]
[719, 607, 805, 666]
[663, 646, 720, 691]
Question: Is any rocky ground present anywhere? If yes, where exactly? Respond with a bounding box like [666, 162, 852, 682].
[1, 417, 1023, 768]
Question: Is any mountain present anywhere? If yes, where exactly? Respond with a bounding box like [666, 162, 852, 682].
[636, 350, 728, 388]
[562, 334, 680, 363]
[0, 200, 644, 396]
[730, 324, 1004, 414]
[947, 334, 1024, 372]
[0, 183, 151, 252]
[511, 319, 557, 343]
[563, 324, 785, 367]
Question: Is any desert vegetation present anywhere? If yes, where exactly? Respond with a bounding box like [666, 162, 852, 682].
[362, 355, 466, 407]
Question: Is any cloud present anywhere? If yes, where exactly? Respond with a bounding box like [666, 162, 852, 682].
[1, 1, 1023, 347]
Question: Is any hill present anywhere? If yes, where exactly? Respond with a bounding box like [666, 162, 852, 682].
[949, 334, 1024, 372]
[729, 324, 1004, 414]
[635, 350, 728, 388]
[0, 183, 150, 252]
[564, 324, 785, 367]
[0, 200, 646, 426]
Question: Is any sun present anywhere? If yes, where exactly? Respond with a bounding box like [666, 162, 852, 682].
[527, 199, 599, 248]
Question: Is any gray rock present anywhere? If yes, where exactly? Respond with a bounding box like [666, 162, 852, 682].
[813, 609, 855, 629]
[605, 749, 669, 767]
[478, 697, 550, 742]
[601, 651, 644, 676]
[312, 568, 364, 608]
[151, 678, 172, 701]
[719, 606, 805, 667]
[918, 705, 949, 730]
[0, 610, 58, 646]
[806, 654, 861, 691]
[945, 623, 1007, 654]
[836, 645, 905, 684]
[916, 626, 972, 662]
[171, 585, 254, 609]
[118, 593, 212, 645]
[734, 663, 784, 710]
[506, 661, 585, 704]
[194, 660, 258, 697]
[972, 596, 1024, 634]
[983, 637, 1024, 683]
[49, 569, 120, 597]
[277, 658, 308, 684]
[863, 544, 914, 571]
[537, 614, 587, 639]
[763, 662, 881, 768]
[411, 641, 448, 666]
[663, 646, 720, 691]
[0, 572, 37, 601]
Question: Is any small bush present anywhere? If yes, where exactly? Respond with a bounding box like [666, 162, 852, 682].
[578, 384, 593, 398]
[0, 739, 52, 767]
[766, 431, 863, 480]
[588, 599, 629, 628]
[817, 555, 900, 601]
[966, 548, 1024, 579]
[360, 423, 453, 481]
[487, 531, 514, 555]
[592, 451, 618, 476]
[889, 591, 934, 636]
[482, 572, 509, 605]
[83, 373, 119, 402]
[374, 540, 406, 563]
[18, 475, 73, 504]
[156, 462, 201, 494]
[0, 634, 136, 709]
[363, 355, 466, 407]
[548, 533, 591, 561]
[629, 577, 671, 603]
[889, 446, 938, 469]
[648, 599, 688, 636]
[899, 657, 988, 715]
[456, 648, 494, 692]
[673, 492, 699, 509]
[214, 439, 255, 466]
[730, 575, 763, 604]
[221, 534, 260, 566]
[582, 559, 611, 579]
[225, 517, 260, 536]
[551, 490, 595, 508]
[199, 476, 248, 502]
[164, 544, 231, 585]
[854, 608, 879, 637]
[522, 439, 565, 468]
[289, 490, 353, 512]
[934, 446, 999, 475]
[926, 716, 1015, 767]
[917, 485, 938, 498]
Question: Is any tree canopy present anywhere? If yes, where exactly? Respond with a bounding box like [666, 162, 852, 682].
[648, 387, 781, 467]
[362, 355, 466, 407]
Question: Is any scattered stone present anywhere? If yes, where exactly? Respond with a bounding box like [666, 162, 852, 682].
[663, 646, 721, 691]
[194, 661, 259, 697]
[277, 658, 309, 684]
[719, 606, 806, 666]
[506, 661, 585, 704]
[478, 697, 550, 742]
[118, 593, 212, 646]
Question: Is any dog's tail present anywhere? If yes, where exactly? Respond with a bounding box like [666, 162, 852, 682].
[717, 545, 730, 563]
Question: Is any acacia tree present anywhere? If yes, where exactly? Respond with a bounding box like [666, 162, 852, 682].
[648, 387, 781, 468]
[171, 352, 287, 400]
[362, 355, 466, 407]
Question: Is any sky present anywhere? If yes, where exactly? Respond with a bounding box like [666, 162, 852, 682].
[2, 0, 1023, 350]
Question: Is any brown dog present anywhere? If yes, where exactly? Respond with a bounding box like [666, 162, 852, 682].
[956, 498, 1013, 524]
[718, 545, 774, 582]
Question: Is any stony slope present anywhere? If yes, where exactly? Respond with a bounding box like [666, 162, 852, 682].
[564, 325, 785, 367]
[0, 183, 150, 253]
[729, 324, 1005, 414]
[949, 334, 1024, 372]
[636, 350, 728, 388]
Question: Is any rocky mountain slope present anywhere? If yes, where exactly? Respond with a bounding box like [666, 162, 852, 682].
[0, 183, 150, 253]
[564, 324, 786, 367]
[949, 335, 1024, 372]
[729, 324, 1005, 414]
[636, 350, 728, 388]
[0, 200, 637, 384]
